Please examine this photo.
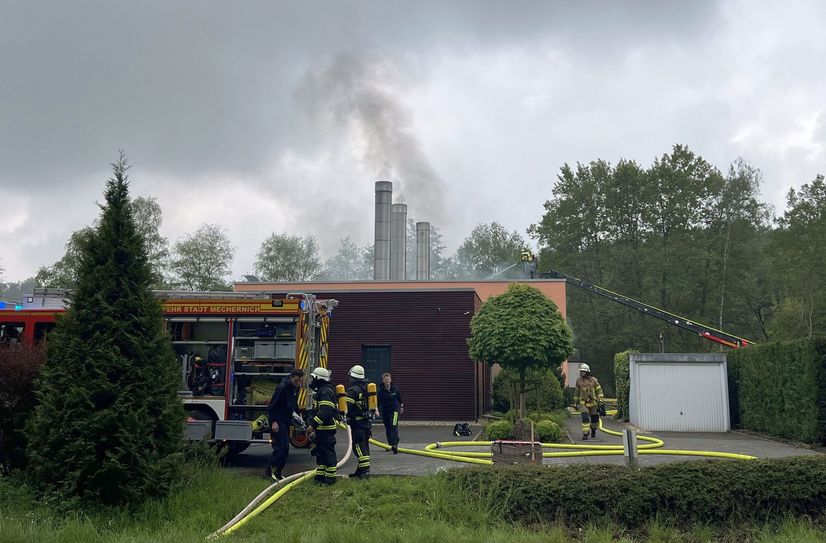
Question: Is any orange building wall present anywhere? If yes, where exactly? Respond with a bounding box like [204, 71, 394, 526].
[233, 280, 567, 317]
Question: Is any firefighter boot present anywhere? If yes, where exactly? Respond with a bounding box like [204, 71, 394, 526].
[590, 427, 597, 438]
[349, 468, 370, 479]
[582, 433, 589, 440]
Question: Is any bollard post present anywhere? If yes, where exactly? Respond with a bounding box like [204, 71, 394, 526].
[622, 429, 638, 468]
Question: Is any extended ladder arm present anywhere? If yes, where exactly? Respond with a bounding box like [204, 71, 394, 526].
[519, 253, 751, 348]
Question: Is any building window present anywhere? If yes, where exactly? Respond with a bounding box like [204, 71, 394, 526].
[361, 345, 391, 384]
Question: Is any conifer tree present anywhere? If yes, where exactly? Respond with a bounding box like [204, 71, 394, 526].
[27, 154, 184, 507]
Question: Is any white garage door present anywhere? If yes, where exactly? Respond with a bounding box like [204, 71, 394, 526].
[635, 362, 729, 432]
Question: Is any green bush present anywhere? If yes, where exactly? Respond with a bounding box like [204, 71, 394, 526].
[485, 420, 513, 440]
[613, 349, 636, 422]
[728, 337, 826, 444]
[528, 411, 553, 423]
[535, 420, 562, 442]
[492, 367, 565, 413]
[443, 455, 826, 529]
[0, 344, 45, 471]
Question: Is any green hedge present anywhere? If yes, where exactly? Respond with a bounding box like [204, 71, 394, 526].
[443, 456, 826, 529]
[613, 349, 636, 422]
[728, 337, 826, 444]
[535, 420, 562, 442]
[485, 420, 513, 440]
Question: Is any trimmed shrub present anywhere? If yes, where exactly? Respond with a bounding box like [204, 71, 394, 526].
[613, 349, 636, 422]
[485, 420, 513, 440]
[728, 337, 826, 444]
[528, 411, 554, 423]
[442, 456, 826, 529]
[535, 420, 562, 443]
[0, 344, 45, 470]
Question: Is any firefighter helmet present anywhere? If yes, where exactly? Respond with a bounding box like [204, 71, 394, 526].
[579, 363, 591, 373]
[349, 365, 366, 379]
[311, 367, 332, 381]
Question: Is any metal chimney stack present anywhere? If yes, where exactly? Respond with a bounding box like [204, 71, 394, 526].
[374, 181, 392, 281]
[390, 203, 408, 280]
[416, 222, 431, 280]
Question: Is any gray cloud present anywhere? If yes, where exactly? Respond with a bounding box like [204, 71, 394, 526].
[1, 0, 824, 281]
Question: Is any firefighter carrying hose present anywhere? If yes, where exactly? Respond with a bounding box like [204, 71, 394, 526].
[345, 365, 375, 478]
[308, 367, 338, 485]
[574, 363, 604, 440]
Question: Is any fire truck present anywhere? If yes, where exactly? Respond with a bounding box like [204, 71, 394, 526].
[0, 289, 337, 453]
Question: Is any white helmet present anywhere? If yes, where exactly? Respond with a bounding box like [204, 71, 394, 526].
[349, 365, 366, 379]
[579, 363, 590, 373]
[311, 367, 331, 381]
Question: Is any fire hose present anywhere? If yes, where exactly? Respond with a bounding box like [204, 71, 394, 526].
[208, 422, 353, 539]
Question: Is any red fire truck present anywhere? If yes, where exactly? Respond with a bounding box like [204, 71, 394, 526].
[0, 289, 337, 453]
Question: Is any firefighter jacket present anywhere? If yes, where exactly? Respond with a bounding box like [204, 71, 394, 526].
[378, 383, 403, 412]
[346, 380, 372, 429]
[574, 376, 604, 408]
[310, 382, 338, 432]
[267, 377, 297, 425]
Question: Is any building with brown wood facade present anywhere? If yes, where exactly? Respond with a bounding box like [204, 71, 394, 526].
[234, 280, 566, 420]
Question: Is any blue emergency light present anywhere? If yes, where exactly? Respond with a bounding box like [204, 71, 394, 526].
[15, 305, 23, 311]
[0, 301, 5, 309]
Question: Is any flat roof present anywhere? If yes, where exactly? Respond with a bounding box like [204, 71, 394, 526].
[234, 279, 567, 316]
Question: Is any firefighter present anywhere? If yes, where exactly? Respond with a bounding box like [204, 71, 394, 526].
[574, 363, 604, 440]
[307, 367, 338, 485]
[377, 372, 403, 454]
[263, 368, 304, 481]
[345, 365, 372, 478]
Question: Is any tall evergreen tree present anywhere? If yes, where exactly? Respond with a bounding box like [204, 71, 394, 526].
[27, 154, 184, 508]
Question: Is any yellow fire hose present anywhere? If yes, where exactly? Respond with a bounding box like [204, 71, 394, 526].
[209, 423, 353, 539]
[211, 405, 754, 538]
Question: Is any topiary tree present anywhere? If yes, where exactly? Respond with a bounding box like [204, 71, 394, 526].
[469, 283, 574, 418]
[26, 154, 185, 508]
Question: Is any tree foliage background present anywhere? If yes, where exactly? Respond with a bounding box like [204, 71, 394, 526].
[254, 232, 322, 282]
[169, 223, 234, 290]
[529, 144, 824, 393]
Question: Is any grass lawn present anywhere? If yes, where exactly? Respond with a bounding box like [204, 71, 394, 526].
[1, 466, 825, 542]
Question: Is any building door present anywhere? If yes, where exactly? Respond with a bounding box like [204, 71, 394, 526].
[361, 345, 391, 384]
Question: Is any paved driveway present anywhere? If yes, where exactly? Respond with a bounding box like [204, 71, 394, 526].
[552, 413, 821, 466]
[225, 424, 483, 478]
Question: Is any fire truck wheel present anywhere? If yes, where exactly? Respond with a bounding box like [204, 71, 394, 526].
[289, 429, 311, 448]
[226, 442, 250, 456]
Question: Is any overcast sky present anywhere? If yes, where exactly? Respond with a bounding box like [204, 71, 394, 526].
[1, 1, 824, 282]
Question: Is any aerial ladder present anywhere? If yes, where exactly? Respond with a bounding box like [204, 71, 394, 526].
[519, 252, 752, 349]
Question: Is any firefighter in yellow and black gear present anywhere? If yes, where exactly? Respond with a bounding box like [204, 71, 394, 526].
[345, 365, 374, 478]
[308, 367, 338, 485]
[574, 363, 604, 440]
